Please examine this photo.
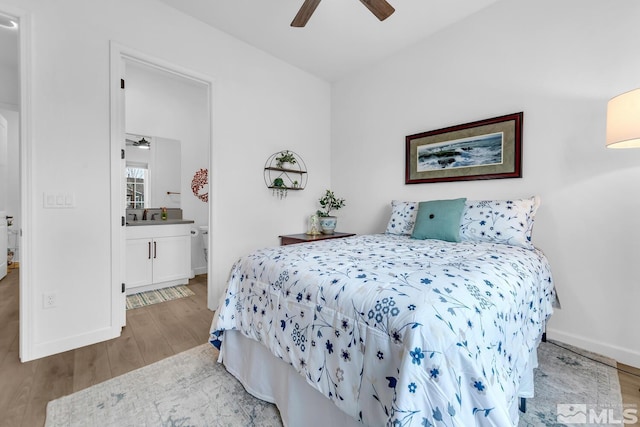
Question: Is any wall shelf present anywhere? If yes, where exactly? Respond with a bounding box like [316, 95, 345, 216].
[266, 186, 304, 190]
[264, 151, 307, 198]
[264, 166, 308, 174]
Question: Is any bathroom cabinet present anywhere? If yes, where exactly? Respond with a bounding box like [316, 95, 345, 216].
[125, 224, 191, 295]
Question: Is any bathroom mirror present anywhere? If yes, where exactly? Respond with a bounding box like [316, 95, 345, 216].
[126, 134, 181, 209]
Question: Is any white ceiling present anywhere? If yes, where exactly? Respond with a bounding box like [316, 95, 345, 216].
[157, 0, 501, 82]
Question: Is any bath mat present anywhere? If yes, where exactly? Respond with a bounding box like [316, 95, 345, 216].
[126, 285, 195, 310]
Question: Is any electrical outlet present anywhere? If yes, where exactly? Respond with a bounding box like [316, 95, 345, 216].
[43, 292, 57, 308]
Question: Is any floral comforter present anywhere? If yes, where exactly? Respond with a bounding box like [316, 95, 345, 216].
[210, 234, 554, 426]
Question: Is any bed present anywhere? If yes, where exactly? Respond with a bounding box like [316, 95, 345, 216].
[210, 197, 555, 426]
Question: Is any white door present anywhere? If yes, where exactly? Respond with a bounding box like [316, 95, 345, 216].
[0, 114, 8, 280]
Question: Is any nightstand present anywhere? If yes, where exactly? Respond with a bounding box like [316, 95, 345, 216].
[279, 232, 356, 246]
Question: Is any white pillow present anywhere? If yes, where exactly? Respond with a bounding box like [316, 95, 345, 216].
[385, 200, 418, 235]
[459, 196, 540, 249]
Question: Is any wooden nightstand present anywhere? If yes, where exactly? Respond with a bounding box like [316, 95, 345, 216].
[279, 232, 356, 246]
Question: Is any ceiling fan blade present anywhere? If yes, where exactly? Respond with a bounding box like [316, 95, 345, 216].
[291, 0, 322, 27]
[359, 0, 395, 21]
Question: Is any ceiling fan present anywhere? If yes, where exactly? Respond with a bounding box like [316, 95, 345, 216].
[291, 0, 395, 27]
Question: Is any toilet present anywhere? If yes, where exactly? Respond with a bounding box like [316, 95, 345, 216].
[199, 225, 209, 262]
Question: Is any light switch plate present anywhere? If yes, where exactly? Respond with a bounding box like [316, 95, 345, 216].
[44, 192, 75, 208]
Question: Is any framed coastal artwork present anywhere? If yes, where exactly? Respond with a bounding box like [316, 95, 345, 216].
[405, 112, 523, 184]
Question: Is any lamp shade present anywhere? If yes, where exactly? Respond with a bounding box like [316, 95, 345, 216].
[606, 88, 640, 148]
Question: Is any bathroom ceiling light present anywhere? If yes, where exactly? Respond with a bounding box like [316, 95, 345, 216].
[125, 137, 151, 149]
[134, 138, 151, 149]
[0, 15, 18, 29]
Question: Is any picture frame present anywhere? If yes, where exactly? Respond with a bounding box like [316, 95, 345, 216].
[405, 112, 523, 184]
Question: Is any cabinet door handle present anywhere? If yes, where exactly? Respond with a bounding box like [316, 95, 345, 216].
[154, 241, 157, 259]
[148, 241, 151, 259]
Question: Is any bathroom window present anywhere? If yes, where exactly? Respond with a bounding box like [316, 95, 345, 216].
[126, 164, 148, 209]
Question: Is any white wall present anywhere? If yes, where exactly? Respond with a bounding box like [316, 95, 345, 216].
[6, 0, 331, 360]
[124, 61, 210, 275]
[331, 0, 640, 367]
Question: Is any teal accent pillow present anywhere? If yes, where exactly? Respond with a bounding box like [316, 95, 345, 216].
[411, 198, 467, 242]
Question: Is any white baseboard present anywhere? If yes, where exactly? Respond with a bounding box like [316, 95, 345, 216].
[192, 266, 207, 277]
[546, 327, 640, 368]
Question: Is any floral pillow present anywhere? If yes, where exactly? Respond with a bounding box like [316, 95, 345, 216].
[459, 196, 540, 249]
[385, 200, 418, 235]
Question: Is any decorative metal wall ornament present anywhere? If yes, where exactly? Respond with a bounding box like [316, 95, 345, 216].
[264, 150, 307, 199]
[191, 168, 209, 202]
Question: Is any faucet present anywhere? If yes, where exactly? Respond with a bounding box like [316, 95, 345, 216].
[151, 212, 159, 220]
[142, 209, 148, 221]
[127, 213, 138, 221]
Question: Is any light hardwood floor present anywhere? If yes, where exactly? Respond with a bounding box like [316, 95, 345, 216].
[619, 362, 640, 419]
[0, 267, 639, 426]
[0, 268, 214, 427]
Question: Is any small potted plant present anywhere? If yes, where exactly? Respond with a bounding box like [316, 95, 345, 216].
[316, 189, 346, 234]
[272, 177, 287, 199]
[275, 150, 297, 169]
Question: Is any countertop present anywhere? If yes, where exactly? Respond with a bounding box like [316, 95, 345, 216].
[126, 219, 195, 226]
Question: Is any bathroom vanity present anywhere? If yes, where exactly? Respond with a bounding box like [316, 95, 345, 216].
[125, 220, 193, 295]
[124, 133, 197, 295]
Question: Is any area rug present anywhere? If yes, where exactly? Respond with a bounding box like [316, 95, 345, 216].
[45, 340, 623, 427]
[125, 285, 195, 310]
[519, 340, 624, 426]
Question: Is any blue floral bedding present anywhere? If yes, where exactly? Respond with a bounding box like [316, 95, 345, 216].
[210, 234, 555, 426]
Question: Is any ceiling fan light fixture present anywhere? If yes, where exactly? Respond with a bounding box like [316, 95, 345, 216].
[291, 0, 322, 27]
[359, 0, 395, 21]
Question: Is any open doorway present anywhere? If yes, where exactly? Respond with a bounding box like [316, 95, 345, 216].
[0, 6, 30, 362]
[110, 45, 213, 326]
[0, 13, 20, 279]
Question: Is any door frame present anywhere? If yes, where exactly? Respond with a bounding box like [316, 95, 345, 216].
[0, 3, 35, 362]
[0, 114, 7, 280]
[109, 43, 216, 326]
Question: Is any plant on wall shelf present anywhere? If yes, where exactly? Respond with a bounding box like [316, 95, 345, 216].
[272, 177, 287, 199]
[275, 150, 297, 168]
[317, 189, 346, 217]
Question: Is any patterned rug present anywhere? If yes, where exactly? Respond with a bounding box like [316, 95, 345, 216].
[125, 285, 195, 310]
[45, 340, 623, 427]
[520, 340, 624, 426]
